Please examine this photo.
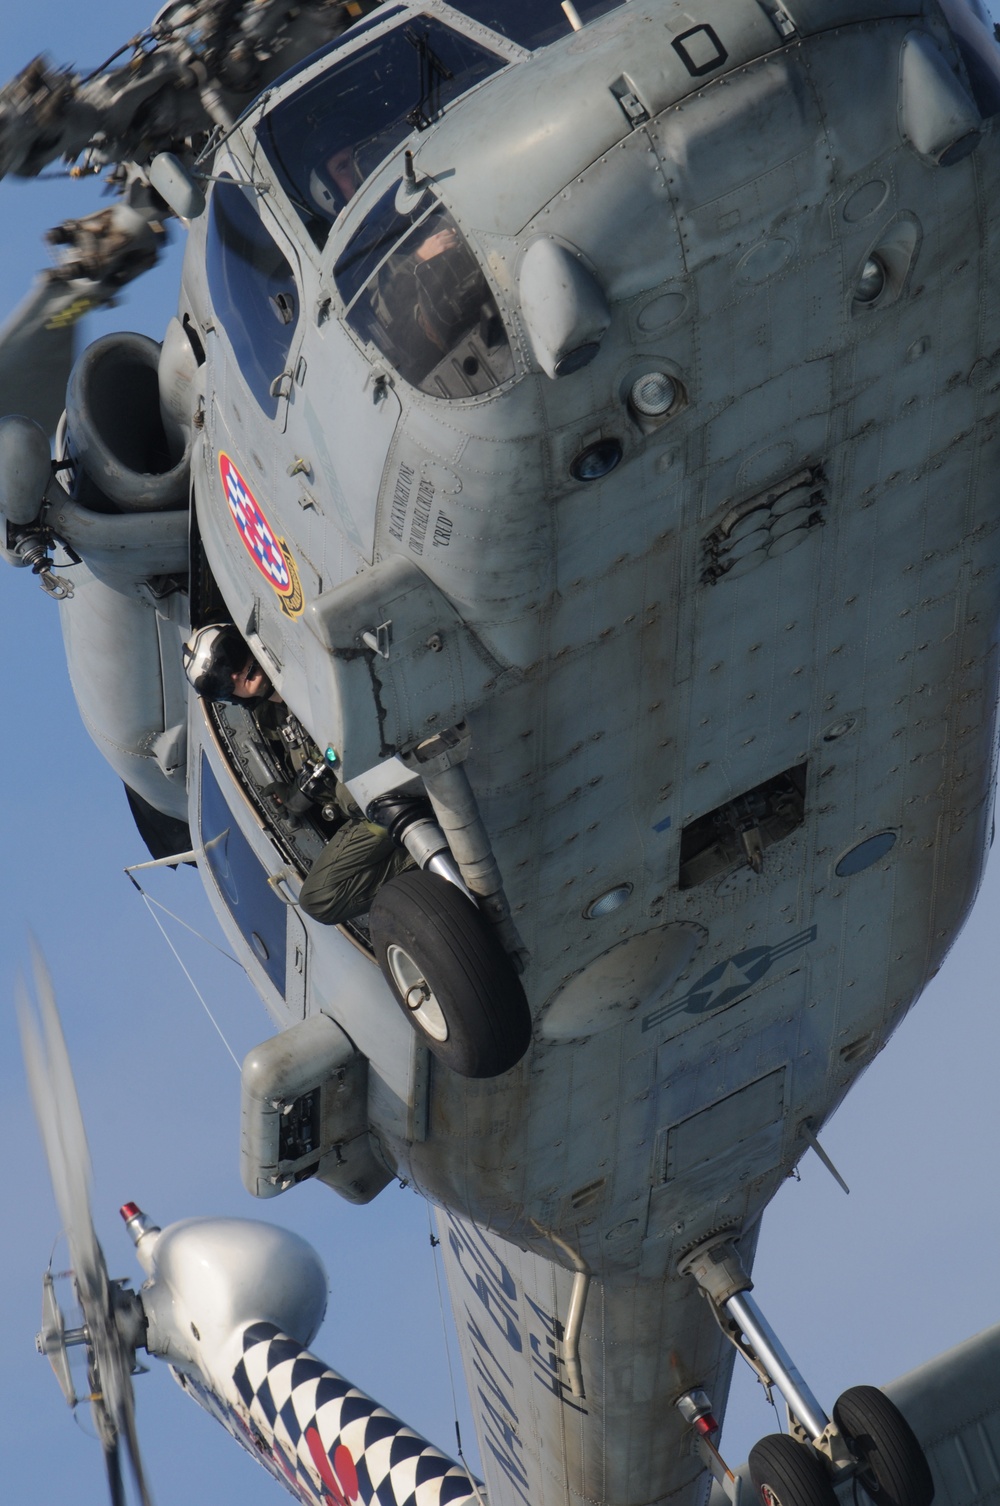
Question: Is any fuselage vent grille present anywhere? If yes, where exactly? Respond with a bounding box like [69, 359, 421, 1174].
[569, 1178, 606, 1210]
[701, 466, 827, 584]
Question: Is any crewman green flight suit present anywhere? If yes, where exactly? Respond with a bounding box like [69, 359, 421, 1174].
[253, 701, 414, 926]
[297, 780, 415, 926]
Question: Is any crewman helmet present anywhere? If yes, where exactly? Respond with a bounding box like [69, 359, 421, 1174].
[182, 623, 249, 703]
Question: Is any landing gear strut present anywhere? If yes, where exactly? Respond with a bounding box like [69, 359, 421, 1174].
[676, 1235, 934, 1506]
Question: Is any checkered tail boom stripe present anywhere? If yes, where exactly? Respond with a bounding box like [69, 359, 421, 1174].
[228, 1322, 478, 1506]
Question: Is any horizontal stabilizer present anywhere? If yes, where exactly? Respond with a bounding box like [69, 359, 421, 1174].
[879, 1323, 1000, 1505]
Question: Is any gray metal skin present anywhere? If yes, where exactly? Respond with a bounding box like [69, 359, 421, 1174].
[33, 2, 1000, 1505]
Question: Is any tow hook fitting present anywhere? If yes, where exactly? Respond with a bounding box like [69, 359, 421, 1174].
[13, 528, 77, 599]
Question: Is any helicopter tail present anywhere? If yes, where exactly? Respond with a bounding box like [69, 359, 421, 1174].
[185, 1318, 479, 1506]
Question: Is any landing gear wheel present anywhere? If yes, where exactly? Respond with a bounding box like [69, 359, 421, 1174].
[748, 1435, 838, 1506]
[369, 870, 531, 1078]
[833, 1386, 934, 1506]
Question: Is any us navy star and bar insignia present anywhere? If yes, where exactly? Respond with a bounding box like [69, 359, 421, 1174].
[221, 451, 304, 619]
[642, 925, 817, 1032]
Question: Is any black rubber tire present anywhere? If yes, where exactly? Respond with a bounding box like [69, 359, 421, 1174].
[369, 869, 531, 1078]
[833, 1386, 934, 1506]
[748, 1434, 838, 1506]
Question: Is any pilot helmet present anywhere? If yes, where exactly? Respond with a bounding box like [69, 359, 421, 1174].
[308, 166, 344, 219]
[308, 145, 360, 222]
[182, 623, 253, 703]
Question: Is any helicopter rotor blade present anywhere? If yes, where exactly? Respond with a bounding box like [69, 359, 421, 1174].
[94, 1373, 153, 1506]
[0, 275, 78, 435]
[17, 948, 109, 1311]
[102, 1438, 127, 1506]
[19, 946, 155, 1505]
[120, 1376, 155, 1506]
[87, 1290, 154, 1506]
[0, 1, 371, 432]
[0, 201, 167, 435]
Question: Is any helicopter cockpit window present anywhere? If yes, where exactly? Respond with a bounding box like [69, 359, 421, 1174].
[205, 177, 299, 419]
[447, 0, 628, 50]
[258, 18, 505, 247]
[334, 186, 513, 397]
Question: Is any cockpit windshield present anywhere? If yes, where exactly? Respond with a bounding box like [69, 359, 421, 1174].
[446, 0, 629, 50]
[258, 16, 505, 247]
[334, 182, 513, 398]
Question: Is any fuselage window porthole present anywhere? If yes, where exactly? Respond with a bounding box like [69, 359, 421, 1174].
[200, 755, 289, 991]
[834, 831, 898, 878]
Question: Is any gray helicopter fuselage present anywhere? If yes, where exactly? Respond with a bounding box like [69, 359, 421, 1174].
[178, 0, 1000, 1274]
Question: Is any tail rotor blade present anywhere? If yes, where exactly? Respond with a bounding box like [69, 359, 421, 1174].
[17, 977, 75, 1230]
[120, 1380, 156, 1506]
[19, 945, 155, 1505]
[102, 1439, 127, 1506]
[88, 1301, 153, 1505]
[17, 949, 108, 1308]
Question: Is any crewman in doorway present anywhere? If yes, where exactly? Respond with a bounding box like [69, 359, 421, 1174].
[182, 624, 413, 924]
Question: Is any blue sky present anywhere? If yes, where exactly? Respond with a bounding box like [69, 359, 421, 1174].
[1, 4, 1000, 1503]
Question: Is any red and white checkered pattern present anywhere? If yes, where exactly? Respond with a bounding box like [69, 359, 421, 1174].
[225, 1321, 478, 1506]
[221, 452, 291, 591]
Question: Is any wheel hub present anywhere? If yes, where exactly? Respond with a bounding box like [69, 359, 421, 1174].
[386, 944, 449, 1042]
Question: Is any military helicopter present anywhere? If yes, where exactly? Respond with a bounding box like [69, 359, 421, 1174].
[5, 0, 1000, 1504]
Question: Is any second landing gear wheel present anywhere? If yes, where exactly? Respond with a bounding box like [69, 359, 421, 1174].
[369, 870, 531, 1079]
[748, 1435, 838, 1506]
[833, 1386, 934, 1506]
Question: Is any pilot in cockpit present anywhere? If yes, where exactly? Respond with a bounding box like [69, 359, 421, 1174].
[183, 624, 413, 927]
[309, 143, 364, 219]
[304, 136, 477, 384]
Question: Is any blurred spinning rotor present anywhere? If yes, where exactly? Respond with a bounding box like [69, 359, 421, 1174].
[18, 948, 153, 1505]
[0, 0, 376, 431]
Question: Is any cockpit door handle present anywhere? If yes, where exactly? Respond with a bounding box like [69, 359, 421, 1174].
[269, 370, 294, 399]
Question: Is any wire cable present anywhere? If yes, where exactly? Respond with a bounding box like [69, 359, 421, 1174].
[130, 883, 241, 966]
[139, 892, 240, 1069]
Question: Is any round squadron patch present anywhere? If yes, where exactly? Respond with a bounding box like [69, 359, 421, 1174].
[220, 452, 304, 618]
